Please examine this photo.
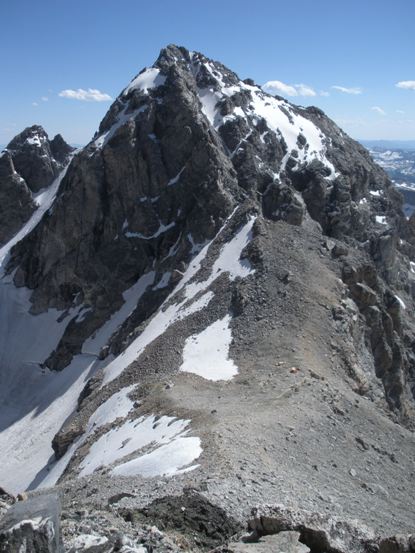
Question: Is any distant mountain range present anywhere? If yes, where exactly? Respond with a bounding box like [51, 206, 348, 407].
[360, 139, 415, 150]
[363, 144, 415, 216]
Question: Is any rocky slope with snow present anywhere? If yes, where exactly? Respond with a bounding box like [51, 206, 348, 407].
[1, 45, 415, 551]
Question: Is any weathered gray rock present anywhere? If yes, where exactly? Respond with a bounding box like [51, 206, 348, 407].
[0, 486, 15, 519]
[52, 417, 85, 459]
[379, 535, 415, 553]
[248, 504, 377, 553]
[262, 182, 304, 225]
[228, 531, 310, 552]
[0, 493, 62, 552]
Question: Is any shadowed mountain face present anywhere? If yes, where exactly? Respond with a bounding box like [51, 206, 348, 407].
[1, 45, 415, 550]
[0, 126, 73, 246]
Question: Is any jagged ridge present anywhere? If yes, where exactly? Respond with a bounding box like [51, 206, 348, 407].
[0, 45, 415, 547]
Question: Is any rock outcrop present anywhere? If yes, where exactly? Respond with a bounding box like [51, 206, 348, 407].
[243, 504, 415, 553]
[0, 493, 62, 552]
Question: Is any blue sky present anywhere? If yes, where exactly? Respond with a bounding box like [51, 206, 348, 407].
[1, 0, 414, 144]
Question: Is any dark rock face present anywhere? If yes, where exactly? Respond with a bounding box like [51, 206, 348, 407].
[0, 126, 73, 246]
[52, 418, 84, 460]
[5, 125, 73, 193]
[379, 535, 415, 553]
[0, 152, 35, 245]
[0, 493, 62, 552]
[5, 44, 415, 424]
[121, 491, 243, 551]
[49, 134, 74, 165]
[226, 532, 310, 553]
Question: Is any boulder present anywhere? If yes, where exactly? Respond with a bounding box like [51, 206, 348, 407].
[0, 493, 62, 552]
[248, 504, 377, 553]
[228, 531, 310, 552]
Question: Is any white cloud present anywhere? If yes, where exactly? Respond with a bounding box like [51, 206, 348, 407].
[371, 106, 386, 115]
[320, 90, 330, 97]
[263, 80, 297, 96]
[32, 102, 38, 107]
[58, 88, 112, 102]
[331, 85, 362, 95]
[41, 96, 48, 102]
[396, 109, 405, 114]
[263, 80, 316, 97]
[294, 84, 317, 97]
[396, 81, 415, 91]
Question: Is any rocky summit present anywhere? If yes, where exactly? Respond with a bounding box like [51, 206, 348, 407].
[0, 45, 415, 552]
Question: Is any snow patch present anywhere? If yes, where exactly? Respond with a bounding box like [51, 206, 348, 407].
[25, 135, 44, 148]
[125, 221, 175, 240]
[167, 167, 185, 186]
[153, 272, 171, 290]
[79, 415, 198, 477]
[395, 294, 406, 310]
[123, 67, 166, 96]
[182, 216, 255, 301]
[94, 105, 148, 149]
[38, 384, 138, 488]
[113, 436, 201, 478]
[180, 315, 238, 381]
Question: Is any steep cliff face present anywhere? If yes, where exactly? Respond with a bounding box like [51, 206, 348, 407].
[1, 46, 415, 547]
[0, 126, 73, 246]
[0, 152, 35, 245]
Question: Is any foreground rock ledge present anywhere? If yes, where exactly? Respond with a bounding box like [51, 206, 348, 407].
[0, 493, 62, 553]
[247, 504, 415, 553]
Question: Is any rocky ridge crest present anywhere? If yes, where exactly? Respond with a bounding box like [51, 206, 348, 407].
[1, 45, 415, 551]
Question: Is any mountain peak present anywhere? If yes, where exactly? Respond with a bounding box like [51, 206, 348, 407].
[1, 47, 415, 549]
[6, 124, 49, 150]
